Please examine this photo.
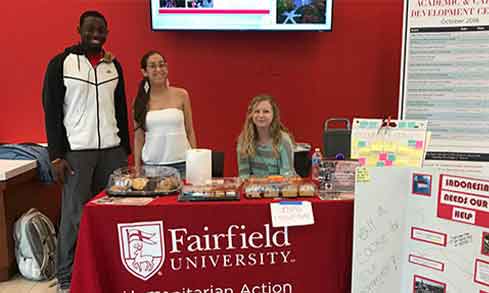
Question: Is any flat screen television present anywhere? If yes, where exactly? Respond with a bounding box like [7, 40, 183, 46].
[150, 0, 333, 31]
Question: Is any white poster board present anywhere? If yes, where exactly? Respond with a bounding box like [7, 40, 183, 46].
[399, 0, 489, 175]
[351, 168, 406, 293]
[352, 167, 489, 292]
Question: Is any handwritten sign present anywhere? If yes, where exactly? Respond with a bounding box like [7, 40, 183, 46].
[270, 201, 314, 227]
[352, 168, 407, 293]
[356, 167, 370, 183]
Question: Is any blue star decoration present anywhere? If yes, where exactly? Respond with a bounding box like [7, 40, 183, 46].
[282, 8, 301, 24]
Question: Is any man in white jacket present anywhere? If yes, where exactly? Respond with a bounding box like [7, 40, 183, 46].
[42, 10, 130, 292]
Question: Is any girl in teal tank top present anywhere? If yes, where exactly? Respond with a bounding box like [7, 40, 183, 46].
[237, 94, 295, 178]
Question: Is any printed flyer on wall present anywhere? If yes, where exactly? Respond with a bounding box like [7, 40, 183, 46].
[399, 0, 489, 176]
[352, 167, 489, 293]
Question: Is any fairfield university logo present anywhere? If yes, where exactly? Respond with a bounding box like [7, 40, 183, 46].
[118, 221, 293, 282]
[117, 221, 165, 281]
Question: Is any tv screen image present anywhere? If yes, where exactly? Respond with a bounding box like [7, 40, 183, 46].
[151, 0, 333, 31]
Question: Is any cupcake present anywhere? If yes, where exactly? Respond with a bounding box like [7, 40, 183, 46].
[245, 184, 263, 198]
[299, 183, 316, 197]
[109, 176, 132, 193]
[132, 177, 149, 191]
[156, 176, 179, 192]
[281, 184, 299, 198]
[263, 185, 280, 198]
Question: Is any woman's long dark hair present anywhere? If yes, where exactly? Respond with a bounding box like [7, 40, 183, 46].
[133, 50, 164, 131]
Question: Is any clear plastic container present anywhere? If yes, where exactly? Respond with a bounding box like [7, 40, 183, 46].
[179, 177, 242, 201]
[243, 176, 317, 199]
[107, 166, 182, 196]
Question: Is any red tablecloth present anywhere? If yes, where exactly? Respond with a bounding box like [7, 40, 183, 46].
[71, 194, 353, 293]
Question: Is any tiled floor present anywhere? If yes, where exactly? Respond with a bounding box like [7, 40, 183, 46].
[0, 275, 56, 293]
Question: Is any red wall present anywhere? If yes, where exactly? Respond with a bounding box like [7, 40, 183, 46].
[0, 0, 403, 176]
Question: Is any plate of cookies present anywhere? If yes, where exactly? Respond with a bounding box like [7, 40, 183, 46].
[106, 166, 182, 196]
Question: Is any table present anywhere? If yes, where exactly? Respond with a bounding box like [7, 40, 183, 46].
[0, 160, 61, 280]
[71, 194, 354, 293]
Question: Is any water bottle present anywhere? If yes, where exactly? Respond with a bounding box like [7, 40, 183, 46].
[311, 148, 323, 182]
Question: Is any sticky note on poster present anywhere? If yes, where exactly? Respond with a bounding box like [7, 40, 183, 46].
[383, 142, 397, 152]
[356, 167, 370, 182]
[370, 142, 384, 152]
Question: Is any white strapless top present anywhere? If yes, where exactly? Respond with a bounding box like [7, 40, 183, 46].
[142, 108, 191, 164]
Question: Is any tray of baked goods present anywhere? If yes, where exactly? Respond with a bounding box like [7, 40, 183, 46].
[178, 177, 241, 201]
[106, 166, 182, 197]
[243, 176, 317, 199]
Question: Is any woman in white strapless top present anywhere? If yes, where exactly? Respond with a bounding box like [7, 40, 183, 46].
[133, 51, 197, 176]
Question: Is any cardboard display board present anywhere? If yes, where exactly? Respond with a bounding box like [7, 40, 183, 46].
[352, 167, 489, 293]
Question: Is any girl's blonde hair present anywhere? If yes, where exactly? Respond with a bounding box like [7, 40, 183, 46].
[237, 94, 294, 158]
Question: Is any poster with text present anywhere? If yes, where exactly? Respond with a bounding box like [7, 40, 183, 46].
[399, 0, 489, 176]
[352, 167, 489, 292]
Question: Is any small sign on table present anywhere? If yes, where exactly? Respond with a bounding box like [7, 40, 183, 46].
[270, 201, 315, 227]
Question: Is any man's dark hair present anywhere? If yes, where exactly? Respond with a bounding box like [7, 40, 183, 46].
[79, 10, 108, 27]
